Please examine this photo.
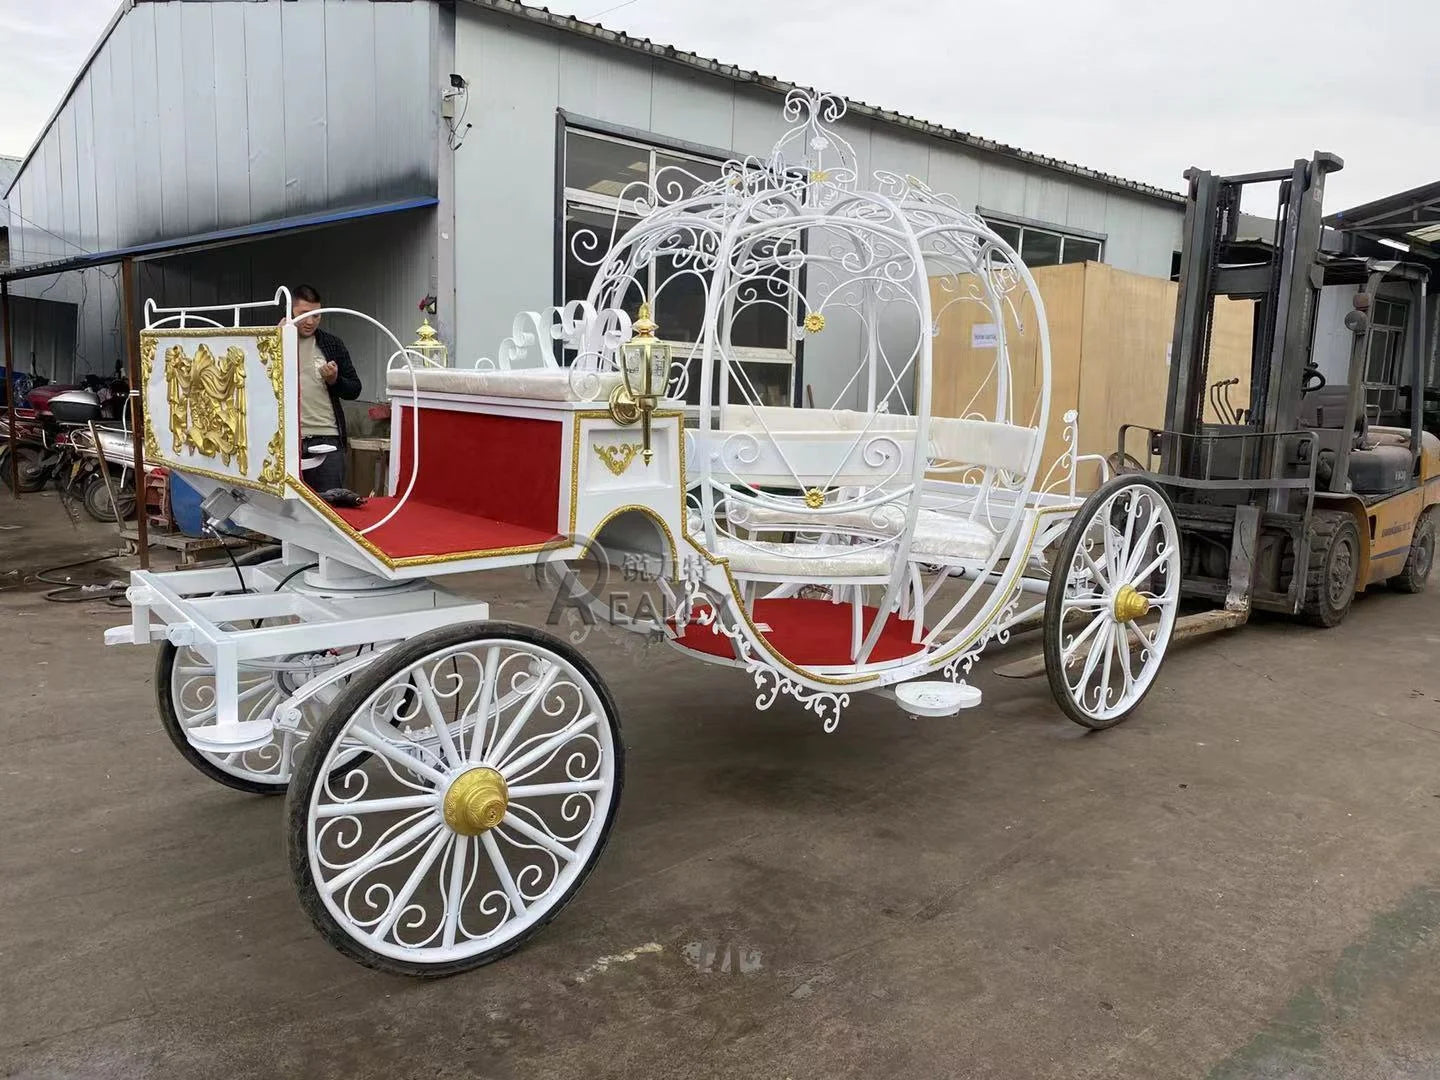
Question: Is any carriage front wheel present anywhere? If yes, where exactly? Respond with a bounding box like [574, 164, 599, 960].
[1044, 476, 1181, 730]
[285, 622, 624, 976]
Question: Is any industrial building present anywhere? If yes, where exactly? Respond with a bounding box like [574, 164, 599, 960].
[2, 0, 1189, 413]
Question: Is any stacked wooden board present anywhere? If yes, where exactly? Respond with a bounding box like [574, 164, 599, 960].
[930, 261, 1255, 490]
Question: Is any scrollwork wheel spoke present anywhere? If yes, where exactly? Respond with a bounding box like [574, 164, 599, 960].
[464, 647, 501, 763]
[369, 828, 452, 944]
[313, 794, 439, 819]
[1098, 620, 1115, 708]
[507, 780, 607, 799]
[1126, 619, 1157, 653]
[324, 812, 443, 896]
[481, 830, 528, 919]
[1123, 506, 1165, 583]
[411, 667, 462, 767]
[1073, 620, 1112, 697]
[500, 812, 579, 863]
[498, 712, 599, 779]
[342, 725, 451, 788]
[486, 661, 559, 764]
[1129, 547, 1172, 590]
[1113, 619, 1134, 696]
[1079, 545, 1110, 589]
[1101, 511, 1121, 583]
[442, 835, 471, 949]
[1062, 609, 1107, 663]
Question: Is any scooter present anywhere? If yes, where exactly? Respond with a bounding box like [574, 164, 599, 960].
[68, 423, 139, 521]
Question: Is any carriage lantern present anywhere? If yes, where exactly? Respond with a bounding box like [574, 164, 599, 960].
[612, 302, 670, 465]
[409, 316, 448, 368]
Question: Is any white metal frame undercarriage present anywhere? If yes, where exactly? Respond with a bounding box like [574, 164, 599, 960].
[107, 552, 490, 754]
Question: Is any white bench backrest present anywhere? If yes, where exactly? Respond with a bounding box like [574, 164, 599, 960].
[695, 423, 916, 487]
[717, 406, 1037, 476]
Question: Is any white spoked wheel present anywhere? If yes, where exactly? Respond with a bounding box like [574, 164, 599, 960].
[286, 622, 623, 976]
[1044, 476, 1181, 730]
[155, 548, 385, 794]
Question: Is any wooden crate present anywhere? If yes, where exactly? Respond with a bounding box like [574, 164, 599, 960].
[930, 262, 1254, 491]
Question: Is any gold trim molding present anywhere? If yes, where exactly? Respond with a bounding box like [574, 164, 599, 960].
[594, 443, 642, 476]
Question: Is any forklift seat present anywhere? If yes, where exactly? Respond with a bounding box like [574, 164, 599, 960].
[1348, 429, 1415, 496]
[1303, 386, 1415, 495]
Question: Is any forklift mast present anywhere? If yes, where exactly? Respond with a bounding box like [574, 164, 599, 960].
[1163, 153, 1344, 510]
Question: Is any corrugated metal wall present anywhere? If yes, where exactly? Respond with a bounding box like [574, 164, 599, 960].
[451, 8, 1185, 408]
[3, 0, 441, 388]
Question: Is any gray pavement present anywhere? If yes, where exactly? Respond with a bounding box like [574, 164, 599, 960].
[4, 493, 1440, 1079]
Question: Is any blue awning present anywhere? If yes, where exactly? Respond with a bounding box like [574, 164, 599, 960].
[1, 196, 439, 282]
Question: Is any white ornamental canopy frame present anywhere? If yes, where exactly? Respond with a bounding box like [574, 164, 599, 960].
[564, 91, 1057, 693]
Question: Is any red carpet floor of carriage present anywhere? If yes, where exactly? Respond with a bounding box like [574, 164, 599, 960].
[670, 597, 923, 666]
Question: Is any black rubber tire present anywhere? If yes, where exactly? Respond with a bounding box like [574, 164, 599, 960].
[285, 621, 625, 978]
[1300, 511, 1360, 627]
[81, 472, 135, 522]
[0, 441, 47, 493]
[1104, 452, 1146, 477]
[1390, 510, 1435, 594]
[1044, 475, 1177, 731]
[154, 545, 295, 795]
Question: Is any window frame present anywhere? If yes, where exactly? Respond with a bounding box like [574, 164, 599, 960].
[977, 209, 1107, 269]
[1363, 296, 1409, 390]
[556, 118, 799, 389]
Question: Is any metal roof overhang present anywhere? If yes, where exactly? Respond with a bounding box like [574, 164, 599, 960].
[1325, 181, 1440, 254]
[0, 195, 439, 283]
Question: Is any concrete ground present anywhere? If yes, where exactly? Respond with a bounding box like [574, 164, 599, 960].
[4, 492, 1440, 1080]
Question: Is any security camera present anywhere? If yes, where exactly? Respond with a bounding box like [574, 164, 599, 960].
[449, 73, 467, 90]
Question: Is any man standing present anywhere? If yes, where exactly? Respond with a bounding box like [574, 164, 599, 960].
[290, 284, 361, 492]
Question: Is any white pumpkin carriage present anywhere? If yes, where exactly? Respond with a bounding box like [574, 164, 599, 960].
[105, 91, 1180, 975]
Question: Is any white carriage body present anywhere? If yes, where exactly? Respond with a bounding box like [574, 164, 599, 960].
[112, 90, 1124, 744]
[101, 89, 1181, 977]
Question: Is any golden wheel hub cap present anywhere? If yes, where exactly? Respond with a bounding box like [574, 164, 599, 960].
[1112, 584, 1150, 622]
[442, 767, 509, 836]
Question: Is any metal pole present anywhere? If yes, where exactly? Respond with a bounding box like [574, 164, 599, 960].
[88, 419, 124, 530]
[3, 280, 19, 499]
[121, 257, 150, 569]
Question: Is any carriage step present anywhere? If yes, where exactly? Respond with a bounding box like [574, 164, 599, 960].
[894, 681, 982, 717]
[185, 719, 276, 755]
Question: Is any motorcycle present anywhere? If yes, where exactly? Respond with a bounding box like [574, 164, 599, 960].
[0, 387, 138, 520]
[0, 409, 47, 493]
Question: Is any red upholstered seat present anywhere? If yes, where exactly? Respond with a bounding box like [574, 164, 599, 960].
[671, 597, 923, 667]
[332, 496, 562, 561]
[314, 407, 567, 565]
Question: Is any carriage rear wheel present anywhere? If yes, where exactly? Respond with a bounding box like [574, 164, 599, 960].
[286, 622, 624, 976]
[155, 547, 384, 794]
[1043, 477, 1180, 730]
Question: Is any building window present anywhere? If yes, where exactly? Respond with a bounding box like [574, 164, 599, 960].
[1364, 298, 1408, 388]
[560, 128, 797, 406]
[983, 217, 1103, 269]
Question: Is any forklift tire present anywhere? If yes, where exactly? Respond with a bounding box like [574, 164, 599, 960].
[1389, 511, 1435, 595]
[1301, 511, 1360, 628]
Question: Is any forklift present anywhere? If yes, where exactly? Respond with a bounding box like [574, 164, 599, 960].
[1121, 152, 1440, 627]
